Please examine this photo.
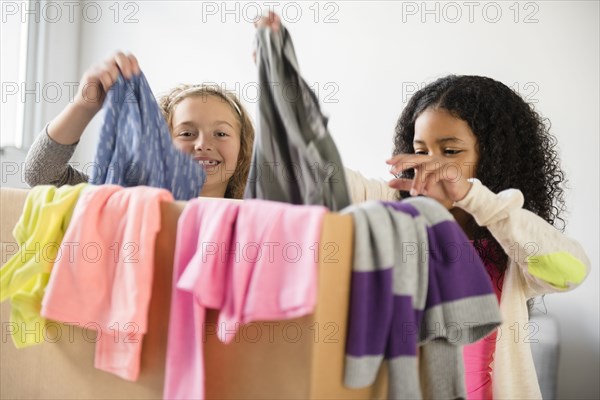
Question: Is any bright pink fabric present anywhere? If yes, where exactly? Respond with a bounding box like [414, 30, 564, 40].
[163, 199, 240, 400]
[463, 257, 503, 399]
[164, 199, 326, 399]
[41, 185, 173, 381]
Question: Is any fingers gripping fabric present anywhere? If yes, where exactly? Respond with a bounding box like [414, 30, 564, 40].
[245, 25, 351, 211]
[90, 73, 205, 200]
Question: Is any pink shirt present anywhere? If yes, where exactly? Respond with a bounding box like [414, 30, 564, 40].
[164, 199, 326, 399]
[41, 185, 173, 381]
[463, 255, 503, 399]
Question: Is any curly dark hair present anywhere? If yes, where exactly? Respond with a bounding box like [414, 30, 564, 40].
[393, 75, 566, 277]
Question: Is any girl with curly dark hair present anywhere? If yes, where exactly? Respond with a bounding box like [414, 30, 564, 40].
[381, 75, 590, 399]
[254, 15, 589, 399]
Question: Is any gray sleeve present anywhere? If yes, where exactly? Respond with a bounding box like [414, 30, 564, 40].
[24, 125, 90, 187]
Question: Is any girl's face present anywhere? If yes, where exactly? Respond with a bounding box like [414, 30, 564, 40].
[170, 95, 241, 198]
[413, 107, 479, 209]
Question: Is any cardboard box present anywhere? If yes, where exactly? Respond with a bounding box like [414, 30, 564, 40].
[0, 188, 386, 399]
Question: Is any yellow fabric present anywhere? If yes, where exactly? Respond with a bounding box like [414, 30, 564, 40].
[0, 183, 88, 348]
[527, 252, 588, 289]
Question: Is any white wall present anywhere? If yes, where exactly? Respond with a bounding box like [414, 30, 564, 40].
[13, 1, 600, 397]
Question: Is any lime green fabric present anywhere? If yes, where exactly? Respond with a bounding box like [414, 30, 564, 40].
[0, 183, 87, 348]
[527, 252, 588, 289]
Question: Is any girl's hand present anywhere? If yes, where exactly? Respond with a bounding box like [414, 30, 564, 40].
[74, 52, 141, 115]
[386, 154, 474, 207]
[252, 11, 281, 64]
[254, 11, 281, 31]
